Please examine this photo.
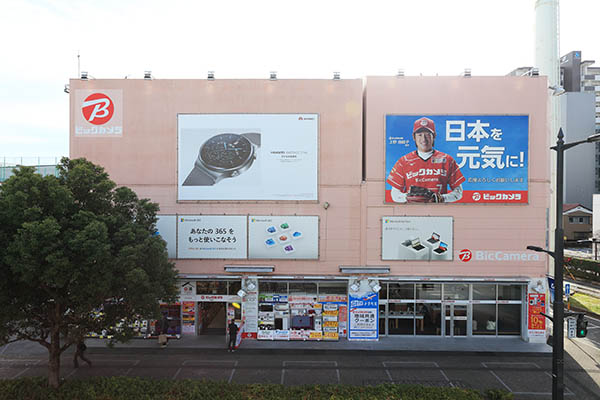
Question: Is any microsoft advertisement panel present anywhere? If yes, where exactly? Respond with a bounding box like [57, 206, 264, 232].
[385, 115, 528, 204]
[248, 215, 319, 259]
[178, 114, 318, 201]
[177, 215, 247, 259]
[381, 216, 453, 261]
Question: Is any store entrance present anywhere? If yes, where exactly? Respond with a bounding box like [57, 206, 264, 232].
[444, 303, 468, 337]
[197, 302, 226, 335]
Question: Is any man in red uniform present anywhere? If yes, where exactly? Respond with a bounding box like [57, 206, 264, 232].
[387, 117, 465, 203]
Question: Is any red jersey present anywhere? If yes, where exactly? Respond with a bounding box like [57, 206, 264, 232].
[386, 150, 465, 194]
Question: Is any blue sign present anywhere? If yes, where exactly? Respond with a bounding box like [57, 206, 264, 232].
[348, 291, 379, 340]
[385, 115, 529, 204]
[547, 276, 555, 303]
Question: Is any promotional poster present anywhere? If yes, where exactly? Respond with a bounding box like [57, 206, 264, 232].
[381, 216, 453, 261]
[385, 115, 529, 204]
[348, 291, 379, 340]
[248, 215, 319, 259]
[178, 114, 318, 201]
[176, 215, 247, 259]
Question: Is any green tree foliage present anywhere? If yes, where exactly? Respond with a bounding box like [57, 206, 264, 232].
[0, 158, 178, 388]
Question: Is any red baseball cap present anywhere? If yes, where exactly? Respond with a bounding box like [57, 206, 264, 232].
[413, 117, 436, 135]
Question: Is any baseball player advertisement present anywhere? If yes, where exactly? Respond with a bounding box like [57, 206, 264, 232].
[385, 115, 529, 204]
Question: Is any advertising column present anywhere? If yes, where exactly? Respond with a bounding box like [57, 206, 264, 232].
[348, 284, 379, 341]
[527, 292, 546, 340]
[242, 278, 258, 339]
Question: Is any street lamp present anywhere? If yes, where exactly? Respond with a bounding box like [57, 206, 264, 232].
[527, 128, 600, 400]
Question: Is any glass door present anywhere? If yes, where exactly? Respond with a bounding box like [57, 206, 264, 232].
[444, 303, 468, 337]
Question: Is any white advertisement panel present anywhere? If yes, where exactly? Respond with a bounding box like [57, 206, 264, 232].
[156, 215, 177, 259]
[382, 216, 453, 261]
[248, 215, 319, 259]
[177, 215, 247, 259]
[178, 114, 318, 201]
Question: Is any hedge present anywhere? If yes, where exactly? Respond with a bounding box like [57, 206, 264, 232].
[565, 257, 600, 282]
[0, 377, 513, 400]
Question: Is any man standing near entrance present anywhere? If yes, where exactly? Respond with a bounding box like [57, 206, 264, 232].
[227, 319, 239, 352]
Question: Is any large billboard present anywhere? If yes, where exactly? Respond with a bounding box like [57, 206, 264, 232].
[385, 115, 528, 204]
[178, 114, 318, 201]
[248, 215, 319, 259]
[381, 216, 453, 261]
[177, 215, 247, 259]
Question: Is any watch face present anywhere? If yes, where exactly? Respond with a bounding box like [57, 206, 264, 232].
[199, 133, 253, 171]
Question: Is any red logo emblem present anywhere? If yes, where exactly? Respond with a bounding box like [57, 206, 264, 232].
[458, 249, 472, 262]
[82, 93, 114, 125]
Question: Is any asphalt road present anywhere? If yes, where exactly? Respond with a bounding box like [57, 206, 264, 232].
[1, 315, 599, 399]
[1, 344, 599, 400]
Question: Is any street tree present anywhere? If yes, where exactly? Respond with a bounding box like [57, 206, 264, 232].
[0, 158, 178, 388]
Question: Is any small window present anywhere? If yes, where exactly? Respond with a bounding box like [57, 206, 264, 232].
[568, 217, 574, 223]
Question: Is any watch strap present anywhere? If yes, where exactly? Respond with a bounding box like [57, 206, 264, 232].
[182, 165, 217, 186]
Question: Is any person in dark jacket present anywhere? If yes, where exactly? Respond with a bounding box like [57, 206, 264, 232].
[227, 320, 238, 352]
[73, 339, 92, 368]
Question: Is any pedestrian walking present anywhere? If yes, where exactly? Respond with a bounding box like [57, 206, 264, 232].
[158, 313, 169, 348]
[227, 320, 239, 352]
[73, 339, 92, 368]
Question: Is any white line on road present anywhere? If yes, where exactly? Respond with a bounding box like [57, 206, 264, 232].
[228, 361, 238, 384]
[182, 360, 236, 366]
[11, 360, 40, 379]
[489, 370, 513, 392]
[172, 368, 182, 380]
[482, 362, 540, 369]
[0, 343, 10, 356]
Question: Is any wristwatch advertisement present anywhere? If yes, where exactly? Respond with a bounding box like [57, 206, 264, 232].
[177, 114, 318, 201]
[182, 132, 261, 186]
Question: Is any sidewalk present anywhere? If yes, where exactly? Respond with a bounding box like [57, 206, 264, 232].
[86, 334, 552, 354]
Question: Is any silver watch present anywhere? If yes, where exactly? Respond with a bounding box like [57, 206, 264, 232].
[182, 132, 261, 186]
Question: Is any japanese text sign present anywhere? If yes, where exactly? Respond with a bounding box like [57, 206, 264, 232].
[385, 115, 529, 204]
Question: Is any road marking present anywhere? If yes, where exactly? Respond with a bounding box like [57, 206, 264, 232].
[172, 368, 182, 380]
[0, 343, 9, 356]
[383, 361, 452, 386]
[488, 370, 513, 392]
[182, 360, 236, 366]
[481, 362, 540, 369]
[544, 372, 575, 395]
[281, 361, 339, 385]
[123, 360, 140, 376]
[10, 360, 40, 379]
[228, 361, 238, 384]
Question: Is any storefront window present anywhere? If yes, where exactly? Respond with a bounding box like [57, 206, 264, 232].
[416, 284, 441, 300]
[473, 284, 496, 300]
[318, 282, 347, 295]
[378, 283, 388, 300]
[389, 283, 414, 299]
[472, 304, 496, 335]
[289, 282, 317, 294]
[379, 304, 386, 335]
[415, 302, 441, 335]
[443, 284, 468, 300]
[196, 281, 227, 295]
[259, 281, 288, 294]
[228, 281, 241, 295]
[388, 303, 414, 335]
[498, 285, 523, 301]
[498, 304, 521, 335]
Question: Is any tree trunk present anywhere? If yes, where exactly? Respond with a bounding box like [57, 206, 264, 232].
[48, 329, 61, 388]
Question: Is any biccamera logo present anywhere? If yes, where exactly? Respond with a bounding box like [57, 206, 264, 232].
[81, 93, 114, 125]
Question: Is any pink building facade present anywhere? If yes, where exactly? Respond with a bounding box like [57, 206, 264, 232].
[70, 75, 549, 343]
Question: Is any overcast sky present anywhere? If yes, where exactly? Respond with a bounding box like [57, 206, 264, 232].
[0, 0, 597, 160]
